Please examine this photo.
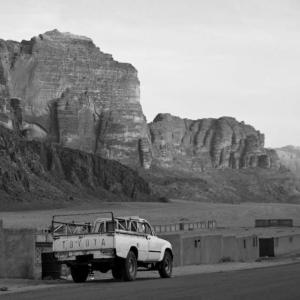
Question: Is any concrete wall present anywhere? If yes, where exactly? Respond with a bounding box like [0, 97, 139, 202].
[163, 234, 224, 266]
[161, 233, 259, 266]
[200, 235, 223, 264]
[221, 236, 238, 261]
[0, 220, 36, 278]
[236, 235, 259, 262]
[181, 236, 202, 265]
[275, 234, 300, 256]
[159, 234, 182, 266]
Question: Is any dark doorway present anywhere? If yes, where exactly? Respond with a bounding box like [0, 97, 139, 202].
[259, 238, 275, 257]
[42, 252, 61, 279]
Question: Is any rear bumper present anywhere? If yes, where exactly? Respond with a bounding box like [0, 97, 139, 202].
[54, 248, 115, 261]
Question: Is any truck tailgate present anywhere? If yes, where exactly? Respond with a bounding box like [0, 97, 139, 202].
[53, 234, 114, 254]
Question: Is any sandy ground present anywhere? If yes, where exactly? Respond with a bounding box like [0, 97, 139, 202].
[1, 256, 300, 295]
[1, 199, 300, 229]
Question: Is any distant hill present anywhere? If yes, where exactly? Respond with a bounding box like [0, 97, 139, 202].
[140, 165, 300, 204]
[276, 146, 300, 177]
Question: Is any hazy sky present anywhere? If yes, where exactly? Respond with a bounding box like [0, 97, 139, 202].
[0, 0, 299, 147]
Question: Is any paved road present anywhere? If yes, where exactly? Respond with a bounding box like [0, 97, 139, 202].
[2, 263, 300, 300]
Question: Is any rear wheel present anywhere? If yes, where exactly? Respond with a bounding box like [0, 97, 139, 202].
[158, 251, 173, 278]
[123, 250, 137, 281]
[70, 266, 89, 283]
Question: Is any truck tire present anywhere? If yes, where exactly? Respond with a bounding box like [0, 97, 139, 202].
[70, 266, 89, 283]
[158, 250, 173, 278]
[123, 250, 137, 281]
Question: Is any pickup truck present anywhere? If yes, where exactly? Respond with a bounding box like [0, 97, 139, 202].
[51, 212, 173, 282]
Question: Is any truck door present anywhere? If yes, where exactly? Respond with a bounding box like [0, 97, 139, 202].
[144, 223, 161, 261]
[130, 221, 148, 261]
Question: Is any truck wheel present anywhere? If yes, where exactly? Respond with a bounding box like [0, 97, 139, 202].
[70, 266, 89, 283]
[158, 251, 173, 278]
[123, 250, 137, 281]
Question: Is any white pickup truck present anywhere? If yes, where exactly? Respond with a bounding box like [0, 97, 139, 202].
[51, 212, 173, 282]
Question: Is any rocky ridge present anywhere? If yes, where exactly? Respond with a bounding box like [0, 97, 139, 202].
[0, 111, 153, 208]
[0, 29, 151, 168]
[149, 113, 279, 172]
[276, 146, 300, 177]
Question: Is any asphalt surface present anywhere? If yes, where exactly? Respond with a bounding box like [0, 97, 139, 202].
[2, 263, 300, 300]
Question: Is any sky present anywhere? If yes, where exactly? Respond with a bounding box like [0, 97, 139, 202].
[0, 0, 299, 147]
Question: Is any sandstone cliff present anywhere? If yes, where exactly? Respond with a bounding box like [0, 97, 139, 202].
[149, 113, 279, 172]
[0, 30, 151, 168]
[0, 30, 278, 173]
[276, 146, 300, 177]
[0, 30, 280, 173]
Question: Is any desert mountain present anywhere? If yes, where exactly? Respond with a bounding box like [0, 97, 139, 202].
[0, 29, 278, 171]
[0, 30, 299, 205]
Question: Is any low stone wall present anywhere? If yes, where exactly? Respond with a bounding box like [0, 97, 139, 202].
[0, 220, 36, 278]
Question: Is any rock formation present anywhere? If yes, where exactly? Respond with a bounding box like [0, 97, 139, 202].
[0, 122, 153, 207]
[0, 30, 299, 205]
[276, 146, 300, 177]
[0, 30, 151, 168]
[0, 30, 279, 173]
[149, 113, 279, 172]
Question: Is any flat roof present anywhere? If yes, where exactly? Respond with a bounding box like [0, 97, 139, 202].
[159, 227, 300, 238]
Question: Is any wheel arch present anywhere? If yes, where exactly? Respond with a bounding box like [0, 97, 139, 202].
[159, 247, 173, 261]
[129, 246, 138, 260]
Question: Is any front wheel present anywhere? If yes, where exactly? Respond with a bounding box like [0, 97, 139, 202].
[158, 251, 173, 278]
[70, 266, 89, 283]
[123, 250, 137, 281]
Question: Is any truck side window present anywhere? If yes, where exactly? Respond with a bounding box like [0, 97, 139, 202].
[130, 221, 137, 232]
[94, 222, 104, 233]
[98, 223, 104, 233]
[137, 222, 146, 233]
[106, 221, 116, 232]
[144, 223, 152, 235]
